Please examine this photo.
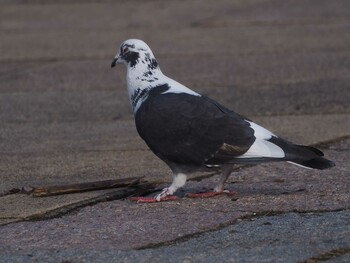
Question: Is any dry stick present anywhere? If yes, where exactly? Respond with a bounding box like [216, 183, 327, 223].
[28, 171, 222, 198]
[31, 176, 145, 197]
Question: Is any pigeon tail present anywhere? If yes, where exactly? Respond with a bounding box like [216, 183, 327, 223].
[268, 137, 335, 170]
[289, 156, 335, 170]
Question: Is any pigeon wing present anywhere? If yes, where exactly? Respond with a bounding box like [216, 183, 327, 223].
[135, 92, 255, 165]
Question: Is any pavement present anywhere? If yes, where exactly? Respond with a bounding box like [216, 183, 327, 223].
[0, 0, 349, 262]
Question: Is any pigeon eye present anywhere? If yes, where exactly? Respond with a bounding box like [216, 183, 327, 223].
[123, 47, 129, 53]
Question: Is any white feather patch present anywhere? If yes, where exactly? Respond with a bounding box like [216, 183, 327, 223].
[161, 77, 200, 96]
[248, 121, 276, 139]
[237, 121, 285, 158]
[238, 139, 285, 158]
[287, 161, 313, 170]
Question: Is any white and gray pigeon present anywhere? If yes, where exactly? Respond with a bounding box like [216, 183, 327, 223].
[111, 39, 335, 203]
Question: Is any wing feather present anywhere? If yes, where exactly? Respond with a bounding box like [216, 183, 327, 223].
[135, 91, 255, 165]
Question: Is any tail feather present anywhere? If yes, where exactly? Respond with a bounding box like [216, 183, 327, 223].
[225, 136, 335, 170]
[268, 136, 335, 170]
[289, 157, 335, 170]
[297, 145, 324, 157]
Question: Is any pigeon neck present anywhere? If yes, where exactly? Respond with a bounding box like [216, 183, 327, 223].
[126, 64, 162, 87]
[126, 60, 164, 113]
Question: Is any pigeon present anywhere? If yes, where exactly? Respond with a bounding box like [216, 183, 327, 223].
[111, 39, 335, 203]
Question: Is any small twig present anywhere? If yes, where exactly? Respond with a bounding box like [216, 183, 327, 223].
[31, 177, 145, 197]
[0, 188, 22, 197]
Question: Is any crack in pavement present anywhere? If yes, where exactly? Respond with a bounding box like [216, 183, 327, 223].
[300, 248, 350, 263]
[135, 208, 350, 250]
[0, 186, 159, 226]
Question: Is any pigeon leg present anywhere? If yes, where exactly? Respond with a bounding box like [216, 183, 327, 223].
[186, 166, 235, 198]
[129, 172, 187, 203]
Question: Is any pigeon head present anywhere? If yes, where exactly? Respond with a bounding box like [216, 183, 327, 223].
[111, 39, 199, 113]
[111, 39, 158, 70]
[111, 39, 167, 112]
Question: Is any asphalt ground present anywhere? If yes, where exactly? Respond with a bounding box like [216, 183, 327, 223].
[0, 0, 350, 262]
[2, 211, 350, 262]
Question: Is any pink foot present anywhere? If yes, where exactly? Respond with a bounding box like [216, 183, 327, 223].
[128, 195, 178, 203]
[186, 190, 236, 198]
[129, 187, 178, 203]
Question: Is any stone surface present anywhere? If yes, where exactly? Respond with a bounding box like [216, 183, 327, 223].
[0, 0, 349, 262]
[0, 211, 349, 263]
[0, 139, 349, 252]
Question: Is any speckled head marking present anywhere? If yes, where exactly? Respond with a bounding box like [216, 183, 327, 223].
[111, 39, 164, 111]
[112, 39, 200, 113]
[130, 84, 170, 111]
[121, 44, 139, 67]
[111, 39, 158, 69]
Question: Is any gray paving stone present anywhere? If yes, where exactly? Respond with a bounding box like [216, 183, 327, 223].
[1, 211, 349, 263]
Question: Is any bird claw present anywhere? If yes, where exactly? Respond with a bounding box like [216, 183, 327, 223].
[155, 187, 171, 201]
[128, 187, 178, 203]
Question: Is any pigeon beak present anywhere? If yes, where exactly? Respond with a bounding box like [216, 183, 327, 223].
[111, 54, 120, 68]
